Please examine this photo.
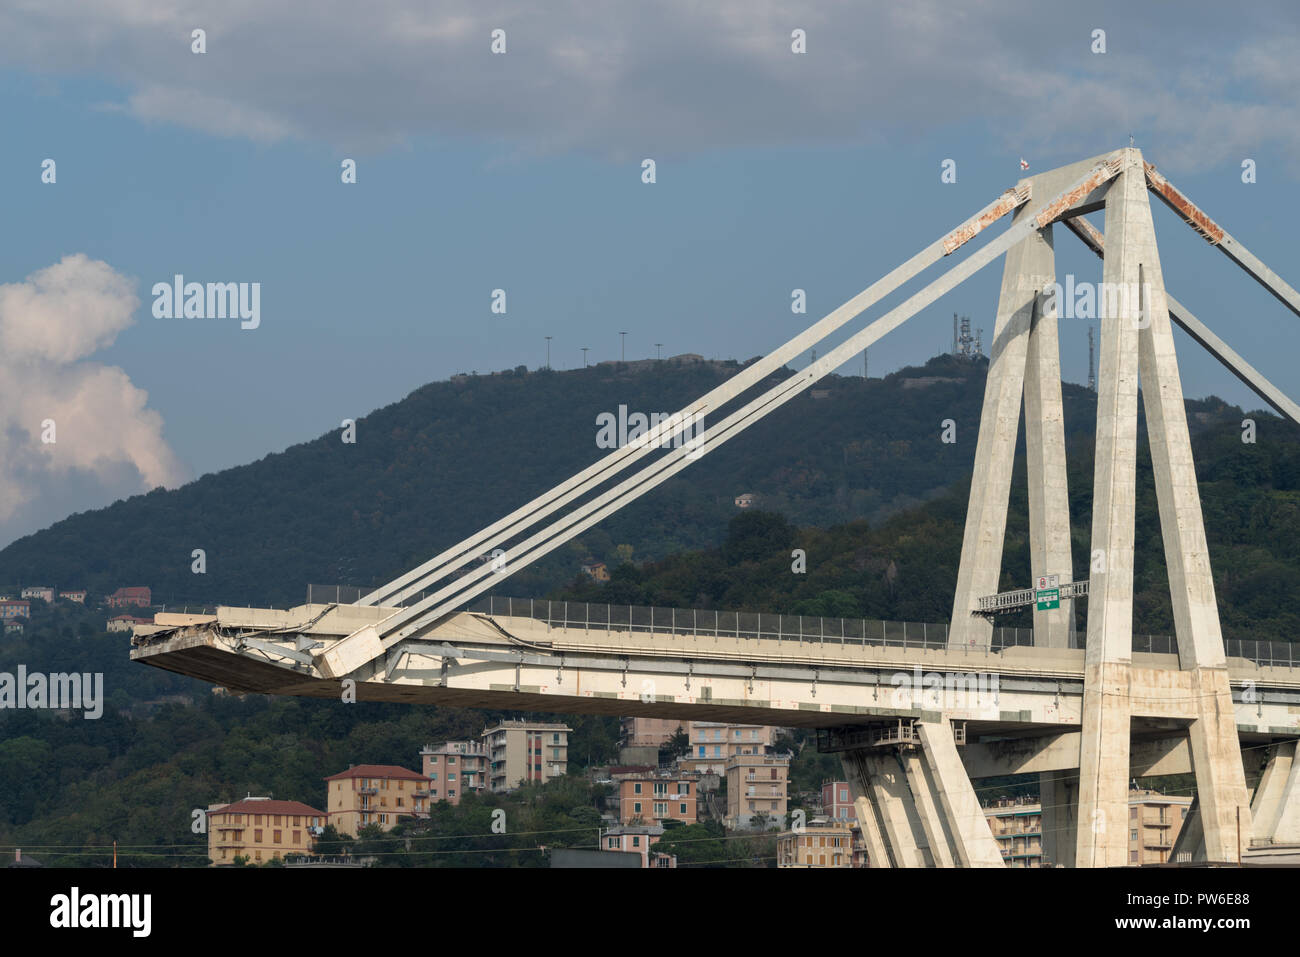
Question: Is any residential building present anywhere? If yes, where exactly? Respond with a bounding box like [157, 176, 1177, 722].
[615, 775, 697, 825]
[821, 780, 857, 822]
[981, 789, 1194, 867]
[107, 586, 152, 608]
[207, 797, 325, 866]
[602, 825, 677, 868]
[107, 614, 152, 633]
[620, 717, 683, 749]
[726, 754, 790, 829]
[59, 590, 86, 603]
[734, 493, 756, 508]
[419, 740, 488, 805]
[0, 600, 30, 620]
[777, 819, 864, 867]
[324, 764, 432, 835]
[680, 722, 778, 775]
[1128, 788, 1194, 866]
[4, 621, 23, 635]
[580, 559, 610, 582]
[985, 797, 1043, 867]
[483, 721, 571, 792]
[21, 586, 54, 603]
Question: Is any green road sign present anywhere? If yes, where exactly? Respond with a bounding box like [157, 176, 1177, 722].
[1036, 588, 1060, 611]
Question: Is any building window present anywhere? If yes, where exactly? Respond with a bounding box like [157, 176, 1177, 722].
[448, 773, 456, 782]
[254, 829, 263, 842]
[680, 803, 688, 815]
[634, 782, 642, 794]
[632, 836, 641, 848]
[273, 830, 282, 843]
[633, 802, 642, 814]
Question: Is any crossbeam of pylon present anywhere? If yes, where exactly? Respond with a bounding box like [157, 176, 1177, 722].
[315, 155, 1125, 677]
[356, 185, 1032, 610]
[1063, 215, 1300, 425]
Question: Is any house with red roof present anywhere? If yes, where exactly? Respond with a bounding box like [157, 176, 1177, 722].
[107, 586, 151, 608]
[324, 764, 432, 836]
[206, 796, 325, 866]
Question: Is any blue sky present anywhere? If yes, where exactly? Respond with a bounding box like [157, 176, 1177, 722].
[1, 1, 1299, 545]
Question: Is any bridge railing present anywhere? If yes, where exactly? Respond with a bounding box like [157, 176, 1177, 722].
[469, 597, 1298, 669]
[469, 596, 1036, 652]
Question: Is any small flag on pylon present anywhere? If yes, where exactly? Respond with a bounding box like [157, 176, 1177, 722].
[1019, 157, 1030, 170]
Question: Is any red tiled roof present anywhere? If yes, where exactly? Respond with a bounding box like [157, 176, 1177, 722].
[323, 764, 429, 782]
[112, 586, 151, 597]
[209, 798, 324, 817]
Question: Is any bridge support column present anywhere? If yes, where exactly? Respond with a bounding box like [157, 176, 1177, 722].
[861, 752, 931, 867]
[915, 720, 1005, 866]
[947, 206, 1045, 651]
[901, 751, 957, 867]
[1171, 796, 1206, 863]
[1250, 741, 1300, 844]
[842, 752, 892, 867]
[1130, 149, 1253, 861]
[1039, 769, 1078, 866]
[1077, 153, 1144, 868]
[1023, 228, 1075, 650]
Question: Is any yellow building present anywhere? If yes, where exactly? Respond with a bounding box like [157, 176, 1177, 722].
[207, 797, 325, 866]
[777, 820, 863, 868]
[726, 754, 789, 829]
[325, 764, 432, 835]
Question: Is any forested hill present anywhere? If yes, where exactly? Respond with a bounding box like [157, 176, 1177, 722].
[0, 352, 1290, 610]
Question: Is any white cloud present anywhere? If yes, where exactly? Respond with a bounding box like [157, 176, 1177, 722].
[0, 255, 188, 526]
[2, 0, 1298, 171]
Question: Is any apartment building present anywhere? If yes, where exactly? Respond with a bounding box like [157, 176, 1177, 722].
[985, 798, 1043, 867]
[726, 754, 789, 829]
[1128, 789, 1194, 865]
[483, 721, 571, 792]
[602, 825, 677, 868]
[616, 775, 697, 825]
[419, 740, 488, 805]
[820, 780, 857, 822]
[620, 717, 683, 748]
[982, 789, 1194, 867]
[680, 722, 777, 775]
[207, 797, 325, 866]
[777, 820, 864, 868]
[0, 600, 30, 620]
[20, 586, 53, 603]
[325, 764, 432, 835]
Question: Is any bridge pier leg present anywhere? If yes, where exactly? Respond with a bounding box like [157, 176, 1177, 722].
[1039, 769, 1078, 866]
[901, 751, 957, 867]
[946, 205, 1044, 651]
[1250, 740, 1300, 844]
[915, 719, 1005, 866]
[843, 752, 893, 868]
[861, 752, 930, 867]
[1077, 154, 1144, 868]
[1129, 146, 1253, 862]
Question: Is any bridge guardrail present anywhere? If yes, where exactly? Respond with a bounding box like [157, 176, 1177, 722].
[469, 596, 1296, 669]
